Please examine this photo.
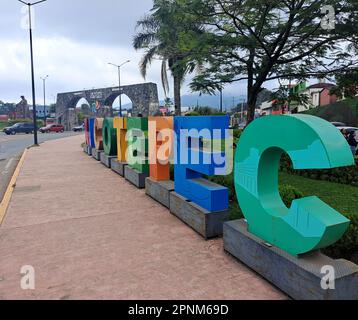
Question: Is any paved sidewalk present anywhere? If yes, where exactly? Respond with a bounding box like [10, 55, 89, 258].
[0, 135, 286, 300]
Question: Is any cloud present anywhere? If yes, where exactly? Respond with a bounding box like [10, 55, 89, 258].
[0, 0, 249, 106]
[0, 36, 167, 104]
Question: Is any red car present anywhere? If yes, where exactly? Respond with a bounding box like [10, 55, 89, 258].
[39, 124, 65, 133]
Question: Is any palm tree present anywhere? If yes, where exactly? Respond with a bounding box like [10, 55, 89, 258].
[133, 0, 201, 116]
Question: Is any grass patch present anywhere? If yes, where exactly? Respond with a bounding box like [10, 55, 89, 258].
[280, 172, 358, 263]
[0, 122, 8, 131]
[279, 172, 358, 216]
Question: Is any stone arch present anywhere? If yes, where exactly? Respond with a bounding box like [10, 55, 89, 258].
[56, 82, 159, 130]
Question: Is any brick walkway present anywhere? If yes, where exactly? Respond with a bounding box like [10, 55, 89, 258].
[0, 135, 286, 300]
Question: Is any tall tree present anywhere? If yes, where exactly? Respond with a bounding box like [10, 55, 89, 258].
[182, 0, 357, 124]
[331, 68, 358, 99]
[133, 0, 203, 115]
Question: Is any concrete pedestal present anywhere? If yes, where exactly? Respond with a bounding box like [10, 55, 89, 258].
[91, 149, 103, 161]
[87, 145, 92, 156]
[100, 153, 116, 168]
[169, 192, 229, 240]
[224, 219, 358, 300]
[145, 178, 174, 208]
[83, 144, 92, 156]
[124, 166, 149, 189]
[111, 160, 127, 177]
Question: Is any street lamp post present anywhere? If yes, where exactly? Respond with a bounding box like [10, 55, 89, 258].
[18, 0, 47, 146]
[108, 60, 130, 117]
[41, 75, 49, 125]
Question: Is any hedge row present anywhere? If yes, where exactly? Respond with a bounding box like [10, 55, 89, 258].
[280, 154, 358, 187]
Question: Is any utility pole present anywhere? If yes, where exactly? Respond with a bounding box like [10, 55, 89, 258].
[41, 75, 49, 125]
[18, 0, 47, 146]
[220, 88, 223, 113]
[108, 60, 130, 117]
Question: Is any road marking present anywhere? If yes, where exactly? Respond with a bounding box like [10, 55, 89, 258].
[0, 149, 27, 226]
[1, 158, 15, 176]
[4, 158, 14, 171]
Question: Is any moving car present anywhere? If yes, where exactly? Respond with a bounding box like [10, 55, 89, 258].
[4, 123, 35, 135]
[39, 124, 65, 133]
[73, 124, 84, 132]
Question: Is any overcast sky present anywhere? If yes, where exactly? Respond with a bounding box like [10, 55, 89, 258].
[0, 0, 250, 105]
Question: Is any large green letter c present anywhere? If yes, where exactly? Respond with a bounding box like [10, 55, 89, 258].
[235, 115, 354, 256]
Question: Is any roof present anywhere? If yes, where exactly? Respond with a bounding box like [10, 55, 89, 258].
[307, 83, 336, 89]
[259, 100, 274, 110]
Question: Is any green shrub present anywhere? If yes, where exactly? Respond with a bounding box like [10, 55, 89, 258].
[279, 185, 304, 207]
[280, 153, 358, 187]
[323, 213, 358, 263]
[186, 111, 200, 117]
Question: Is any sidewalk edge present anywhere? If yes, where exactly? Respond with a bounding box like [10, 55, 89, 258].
[0, 148, 28, 226]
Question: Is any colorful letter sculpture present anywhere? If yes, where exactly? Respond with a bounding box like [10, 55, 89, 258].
[148, 117, 174, 181]
[94, 118, 104, 151]
[235, 114, 354, 256]
[102, 118, 117, 156]
[174, 116, 229, 212]
[89, 118, 96, 149]
[113, 117, 128, 162]
[127, 117, 149, 174]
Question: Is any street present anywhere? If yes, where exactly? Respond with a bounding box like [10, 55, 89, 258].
[0, 131, 83, 201]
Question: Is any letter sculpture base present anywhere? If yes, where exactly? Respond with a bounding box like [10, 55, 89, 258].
[169, 192, 229, 240]
[111, 160, 128, 177]
[87, 145, 93, 156]
[84, 145, 92, 156]
[124, 166, 149, 189]
[224, 219, 358, 300]
[91, 149, 103, 161]
[100, 153, 116, 168]
[145, 178, 174, 208]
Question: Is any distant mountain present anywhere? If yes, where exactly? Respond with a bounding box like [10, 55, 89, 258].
[121, 93, 247, 111]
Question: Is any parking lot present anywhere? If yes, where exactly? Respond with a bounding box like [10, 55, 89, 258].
[0, 131, 83, 201]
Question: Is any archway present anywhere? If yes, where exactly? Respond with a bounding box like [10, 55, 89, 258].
[105, 93, 133, 117]
[56, 83, 159, 130]
[75, 98, 91, 125]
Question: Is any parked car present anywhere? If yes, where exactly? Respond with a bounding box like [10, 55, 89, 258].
[337, 126, 358, 142]
[73, 124, 84, 132]
[4, 123, 35, 135]
[39, 124, 65, 133]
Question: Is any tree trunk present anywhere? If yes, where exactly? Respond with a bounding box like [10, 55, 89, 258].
[246, 93, 258, 125]
[246, 70, 258, 125]
[173, 74, 181, 116]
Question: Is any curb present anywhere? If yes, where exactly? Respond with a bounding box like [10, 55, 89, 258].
[0, 148, 28, 226]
